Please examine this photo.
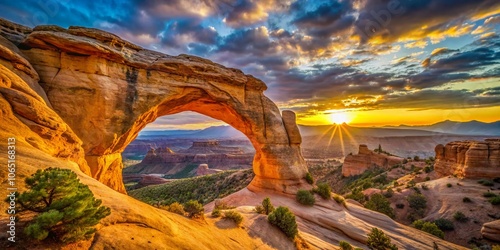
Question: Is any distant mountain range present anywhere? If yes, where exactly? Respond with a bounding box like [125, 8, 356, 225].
[138, 120, 500, 139]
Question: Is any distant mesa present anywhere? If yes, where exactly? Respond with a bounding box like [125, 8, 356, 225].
[196, 163, 223, 176]
[342, 144, 404, 176]
[124, 141, 254, 175]
[434, 139, 500, 178]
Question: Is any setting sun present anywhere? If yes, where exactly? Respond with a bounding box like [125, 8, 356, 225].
[328, 112, 352, 124]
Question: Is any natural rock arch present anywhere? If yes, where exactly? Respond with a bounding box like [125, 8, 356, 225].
[19, 25, 309, 194]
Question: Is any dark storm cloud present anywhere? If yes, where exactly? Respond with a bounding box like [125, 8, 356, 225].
[291, 1, 355, 38]
[160, 18, 219, 48]
[354, 0, 500, 43]
[428, 47, 500, 71]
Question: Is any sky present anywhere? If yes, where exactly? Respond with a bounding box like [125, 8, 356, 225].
[2, 0, 500, 129]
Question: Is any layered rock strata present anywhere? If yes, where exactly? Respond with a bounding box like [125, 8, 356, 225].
[342, 145, 404, 176]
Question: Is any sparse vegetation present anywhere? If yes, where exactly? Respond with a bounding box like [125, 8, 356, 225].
[384, 188, 394, 198]
[256, 197, 275, 215]
[296, 189, 316, 205]
[366, 228, 398, 250]
[489, 196, 500, 205]
[407, 193, 427, 222]
[9, 168, 111, 243]
[395, 203, 405, 209]
[184, 200, 204, 218]
[129, 169, 253, 206]
[421, 184, 429, 190]
[446, 183, 452, 188]
[483, 191, 497, 198]
[211, 209, 221, 218]
[433, 218, 454, 231]
[365, 194, 395, 219]
[413, 156, 420, 162]
[462, 197, 472, 203]
[268, 206, 298, 239]
[167, 202, 185, 215]
[313, 183, 332, 199]
[333, 194, 347, 206]
[223, 210, 243, 226]
[346, 189, 366, 204]
[412, 220, 444, 239]
[339, 240, 354, 250]
[453, 211, 468, 222]
[478, 179, 495, 186]
[305, 172, 315, 184]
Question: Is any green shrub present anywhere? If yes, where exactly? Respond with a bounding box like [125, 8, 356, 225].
[412, 220, 444, 238]
[10, 168, 110, 243]
[224, 210, 243, 225]
[433, 218, 454, 231]
[421, 184, 429, 190]
[414, 156, 420, 161]
[489, 196, 500, 205]
[167, 202, 185, 215]
[305, 172, 314, 184]
[333, 194, 347, 206]
[384, 188, 394, 198]
[367, 228, 398, 250]
[453, 211, 468, 222]
[268, 206, 298, 238]
[184, 200, 204, 218]
[296, 189, 315, 206]
[255, 205, 265, 214]
[462, 197, 472, 203]
[211, 209, 221, 218]
[446, 183, 452, 188]
[346, 190, 366, 204]
[262, 197, 275, 215]
[424, 176, 431, 181]
[478, 179, 495, 186]
[365, 194, 395, 219]
[339, 240, 353, 250]
[484, 192, 497, 198]
[395, 203, 404, 209]
[407, 193, 427, 222]
[424, 166, 432, 173]
[314, 183, 332, 199]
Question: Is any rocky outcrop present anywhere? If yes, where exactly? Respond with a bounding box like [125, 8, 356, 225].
[196, 164, 223, 176]
[481, 220, 500, 241]
[0, 19, 309, 194]
[434, 139, 500, 178]
[342, 145, 404, 176]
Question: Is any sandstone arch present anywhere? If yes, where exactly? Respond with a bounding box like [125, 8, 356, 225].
[19, 25, 309, 194]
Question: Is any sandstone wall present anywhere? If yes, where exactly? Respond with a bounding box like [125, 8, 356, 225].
[342, 145, 403, 176]
[434, 139, 500, 178]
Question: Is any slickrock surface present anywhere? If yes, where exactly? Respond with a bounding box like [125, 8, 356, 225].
[342, 145, 404, 176]
[1, 19, 309, 194]
[434, 139, 500, 178]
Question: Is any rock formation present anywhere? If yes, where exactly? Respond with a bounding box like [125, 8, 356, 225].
[342, 145, 404, 176]
[196, 164, 223, 176]
[434, 139, 500, 178]
[124, 143, 253, 175]
[482, 220, 500, 241]
[0, 19, 309, 194]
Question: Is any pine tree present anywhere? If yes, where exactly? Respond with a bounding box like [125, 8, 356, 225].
[11, 168, 110, 243]
[262, 198, 275, 215]
[367, 228, 398, 250]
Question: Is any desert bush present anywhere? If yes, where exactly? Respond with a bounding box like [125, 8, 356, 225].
[462, 197, 472, 203]
[421, 184, 429, 190]
[211, 209, 221, 218]
[262, 197, 275, 215]
[296, 189, 315, 206]
[413, 156, 420, 161]
[433, 218, 454, 231]
[402, 159, 408, 164]
[484, 192, 497, 198]
[224, 210, 243, 225]
[333, 194, 347, 206]
[365, 194, 395, 219]
[478, 179, 495, 186]
[184, 200, 204, 218]
[423, 166, 432, 173]
[339, 240, 353, 250]
[395, 203, 405, 209]
[489, 196, 500, 205]
[10, 168, 110, 243]
[412, 220, 444, 238]
[453, 211, 468, 222]
[384, 188, 394, 198]
[314, 183, 332, 199]
[167, 202, 185, 215]
[446, 183, 452, 188]
[305, 172, 314, 184]
[346, 190, 366, 204]
[407, 193, 427, 221]
[367, 228, 398, 250]
[268, 206, 298, 238]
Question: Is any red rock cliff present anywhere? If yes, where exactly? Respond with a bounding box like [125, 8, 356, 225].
[342, 145, 404, 176]
[434, 139, 500, 178]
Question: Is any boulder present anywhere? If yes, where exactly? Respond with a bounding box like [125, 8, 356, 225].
[481, 220, 500, 242]
[434, 139, 500, 178]
[196, 164, 223, 176]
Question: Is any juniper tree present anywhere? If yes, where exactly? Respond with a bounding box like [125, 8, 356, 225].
[10, 168, 110, 243]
